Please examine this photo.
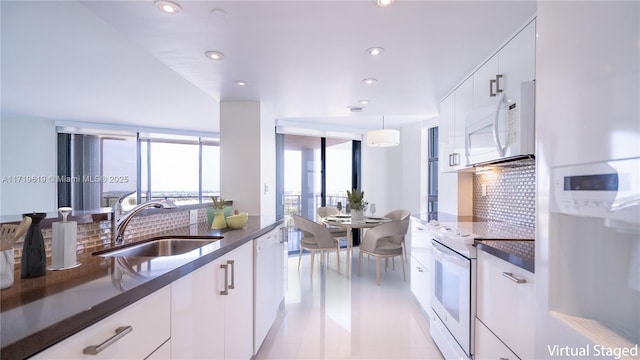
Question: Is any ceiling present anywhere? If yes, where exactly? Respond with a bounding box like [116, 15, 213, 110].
[1, 0, 536, 134]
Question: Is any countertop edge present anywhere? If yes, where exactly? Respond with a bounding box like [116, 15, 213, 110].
[475, 241, 535, 273]
[1, 220, 283, 359]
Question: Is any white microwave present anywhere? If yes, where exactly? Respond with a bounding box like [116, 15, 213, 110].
[465, 80, 535, 166]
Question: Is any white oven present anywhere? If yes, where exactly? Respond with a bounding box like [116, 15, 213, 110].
[428, 225, 477, 360]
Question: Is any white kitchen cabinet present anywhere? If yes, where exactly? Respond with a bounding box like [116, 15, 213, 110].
[254, 225, 287, 354]
[409, 218, 432, 312]
[146, 339, 171, 360]
[473, 19, 536, 111]
[32, 286, 170, 359]
[439, 93, 457, 173]
[440, 76, 473, 172]
[475, 318, 519, 360]
[476, 250, 535, 359]
[410, 257, 430, 312]
[171, 241, 254, 359]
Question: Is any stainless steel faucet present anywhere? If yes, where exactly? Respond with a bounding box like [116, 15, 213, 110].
[112, 199, 177, 246]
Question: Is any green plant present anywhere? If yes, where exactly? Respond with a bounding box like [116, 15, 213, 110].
[212, 196, 226, 210]
[346, 188, 368, 211]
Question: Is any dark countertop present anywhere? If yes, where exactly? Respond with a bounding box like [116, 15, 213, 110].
[475, 240, 535, 273]
[412, 215, 535, 273]
[0, 216, 282, 359]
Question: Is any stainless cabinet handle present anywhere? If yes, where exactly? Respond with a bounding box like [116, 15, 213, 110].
[227, 260, 235, 289]
[495, 74, 503, 93]
[499, 358, 509, 360]
[448, 154, 453, 166]
[502, 272, 526, 284]
[490, 79, 496, 97]
[220, 263, 229, 295]
[416, 267, 424, 272]
[451, 153, 460, 166]
[83, 326, 133, 355]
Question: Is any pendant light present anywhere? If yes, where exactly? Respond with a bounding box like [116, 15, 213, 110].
[367, 116, 400, 147]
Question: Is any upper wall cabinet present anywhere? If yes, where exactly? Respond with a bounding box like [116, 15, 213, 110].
[439, 18, 536, 173]
[473, 19, 536, 111]
[440, 77, 474, 173]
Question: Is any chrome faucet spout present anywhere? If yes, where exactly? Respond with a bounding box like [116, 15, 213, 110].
[112, 199, 177, 246]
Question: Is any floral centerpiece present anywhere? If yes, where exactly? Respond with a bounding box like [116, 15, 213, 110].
[346, 188, 368, 221]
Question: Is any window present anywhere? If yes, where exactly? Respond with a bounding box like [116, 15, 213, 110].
[428, 126, 439, 220]
[57, 125, 220, 210]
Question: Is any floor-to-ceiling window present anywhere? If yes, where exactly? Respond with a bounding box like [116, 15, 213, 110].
[276, 133, 361, 253]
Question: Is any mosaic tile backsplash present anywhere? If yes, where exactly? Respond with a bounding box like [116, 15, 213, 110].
[9, 208, 209, 266]
[473, 161, 536, 228]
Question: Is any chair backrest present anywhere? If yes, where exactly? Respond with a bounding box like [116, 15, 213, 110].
[292, 214, 336, 249]
[316, 206, 340, 222]
[384, 209, 411, 221]
[361, 219, 410, 253]
[382, 210, 411, 244]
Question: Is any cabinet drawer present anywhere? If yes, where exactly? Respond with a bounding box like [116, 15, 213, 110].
[475, 318, 519, 360]
[477, 251, 534, 359]
[32, 286, 171, 359]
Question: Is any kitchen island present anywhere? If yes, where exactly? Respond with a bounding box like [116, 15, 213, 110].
[0, 216, 282, 359]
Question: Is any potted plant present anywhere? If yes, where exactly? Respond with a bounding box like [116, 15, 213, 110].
[208, 196, 227, 229]
[346, 188, 368, 221]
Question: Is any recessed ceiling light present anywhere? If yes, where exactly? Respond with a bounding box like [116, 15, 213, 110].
[234, 80, 247, 86]
[366, 47, 384, 56]
[359, 100, 370, 105]
[205, 51, 224, 60]
[362, 78, 377, 85]
[154, 0, 181, 14]
[376, 0, 395, 7]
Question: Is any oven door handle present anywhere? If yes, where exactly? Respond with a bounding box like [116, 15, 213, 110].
[431, 241, 470, 268]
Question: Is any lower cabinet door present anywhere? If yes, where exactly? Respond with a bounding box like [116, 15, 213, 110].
[475, 318, 519, 360]
[32, 286, 171, 359]
[171, 259, 226, 359]
[410, 256, 430, 312]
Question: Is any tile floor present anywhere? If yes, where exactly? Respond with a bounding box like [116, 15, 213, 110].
[255, 251, 444, 360]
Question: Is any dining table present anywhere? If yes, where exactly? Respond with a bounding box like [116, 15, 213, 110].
[321, 214, 390, 277]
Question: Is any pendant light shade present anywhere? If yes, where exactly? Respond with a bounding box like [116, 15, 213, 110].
[367, 117, 400, 147]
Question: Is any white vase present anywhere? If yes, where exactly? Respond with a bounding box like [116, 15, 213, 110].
[351, 209, 364, 222]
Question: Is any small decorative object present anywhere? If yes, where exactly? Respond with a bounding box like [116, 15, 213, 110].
[210, 196, 227, 230]
[336, 201, 343, 213]
[0, 249, 14, 289]
[49, 207, 80, 270]
[21, 212, 47, 279]
[226, 212, 248, 229]
[347, 189, 368, 222]
[0, 217, 31, 288]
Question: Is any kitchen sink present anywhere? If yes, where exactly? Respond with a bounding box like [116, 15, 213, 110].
[93, 237, 223, 257]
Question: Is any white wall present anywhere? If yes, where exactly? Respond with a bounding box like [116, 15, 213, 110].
[362, 134, 400, 216]
[400, 121, 427, 216]
[1, 116, 57, 217]
[220, 101, 263, 217]
[362, 121, 431, 218]
[259, 103, 276, 223]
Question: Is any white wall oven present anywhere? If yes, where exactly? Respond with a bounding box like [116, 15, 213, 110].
[428, 225, 478, 359]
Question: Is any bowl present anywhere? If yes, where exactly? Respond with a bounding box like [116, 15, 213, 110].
[226, 213, 248, 229]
